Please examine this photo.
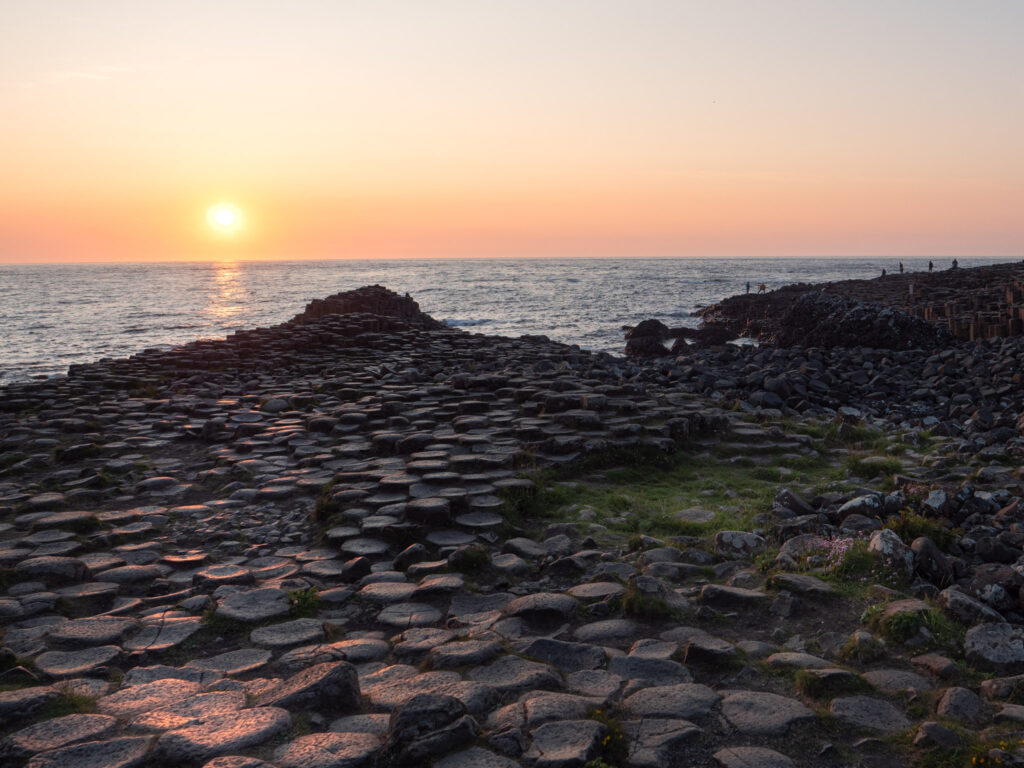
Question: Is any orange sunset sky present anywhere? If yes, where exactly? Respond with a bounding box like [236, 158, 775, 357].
[2, 1, 1022, 263]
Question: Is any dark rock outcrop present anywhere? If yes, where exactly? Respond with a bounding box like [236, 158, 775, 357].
[292, 284, 443, 329]
[775, 292, 952, 350]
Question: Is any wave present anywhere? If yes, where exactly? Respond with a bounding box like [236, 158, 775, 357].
[443, 318, 492, 327]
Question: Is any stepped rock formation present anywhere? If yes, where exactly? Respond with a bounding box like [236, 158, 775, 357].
[6, 281, 1024, 766]
[774, 291, 952, 350]
[291, 284, 444, 329]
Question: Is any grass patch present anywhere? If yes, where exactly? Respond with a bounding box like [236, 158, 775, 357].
[288, 587, 321, 618]
[448, 544, 492, 573]
[587, 707, 629, 768]
[787, 420, 887, 449]
[496, 478, 569, 530]
[831, 539, 875, 579]
[884, 511, 955, 551]
[616, 578, 675, 621]
[845, 455, 902, 480]
[893, 723, 990, 768]
[868, 605, 963, 649]
[39, 687, 98, 718]
[312, 480, 341, 524]
[291, 713, 314, 737]
[200, 606, 251, 640]
[508, 445, 836, 541]
[794, 669, 872, 699]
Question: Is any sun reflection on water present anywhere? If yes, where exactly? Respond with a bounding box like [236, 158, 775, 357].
[206, 262, 246, 323]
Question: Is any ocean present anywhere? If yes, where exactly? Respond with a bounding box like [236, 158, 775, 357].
[0, 256, 1005, 384]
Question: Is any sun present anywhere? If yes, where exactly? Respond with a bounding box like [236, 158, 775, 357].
[207, 203, 242, 232]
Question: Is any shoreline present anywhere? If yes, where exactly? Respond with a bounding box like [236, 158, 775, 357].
[4, 256, 1017, 386]
[2, 284, 1024, 766]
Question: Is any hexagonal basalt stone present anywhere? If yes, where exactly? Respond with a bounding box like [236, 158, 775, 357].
[54, 583, 120, 615]
[454, 512, 503, 530]
[35, 646, 121, 678]
[32, 510, 97, 530]
[274, 732, 382, 768]
[425, 530, 475, 548]
[96, 564, 167, 587]
[405, 497, 451, 525]
[193, 565, 254, 589]
[123, 616, 202, 653]
[129, 691, 247, 733]
[153, 708, 292, 764]
[14, 557, 85, 585]
[359, 582, 418, 603]
[622, 684, 719, 719]
[0, 686, 60, 725]
[720, 692, 814, 735]
[504, 592, 577, 620]
[468, 656, 562, 695]
[123, 665, 220, 687]
[573, 619, 640, 646]
[1, 713, 117, 759]
[98, 679, 202, 718]
[713, 747, 796, 768]
[340, 538, 390, 558]
[428, 640, 503, 669]
[524, 719, 603, 767]
[393, 628, 459, 661]
[250, 618, 324, 649]
[24, 529, 75, 546]
[256, 661, 361, 714]
[413, 574, 464, 598]
[699, 584, 768, 609]
[215, 588, 290, 623]
[362, 667, 462, 711]
[377, 602, 442, 628]
[185, 648, 272, 677]
[46, 617, 138, 649]
[566, 582, 625, 601]
[435, 747, 519, 768]
[829, 696, 911, 733]
[520, 638, 606, 673]
[23, 735, 154, 768]
[301, 559, 349, 579]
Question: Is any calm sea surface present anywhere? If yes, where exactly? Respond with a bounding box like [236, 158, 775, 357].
[0, 257, 1007, 384]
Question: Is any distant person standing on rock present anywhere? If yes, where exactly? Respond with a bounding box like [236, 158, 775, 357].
[758, 283, 767, 294]
[881, 268, 887, 277]
[952, 258, 959, 269]
[929, 260, 934, 272]
[899, 262, 904, 274]
[746, 281, 750, 294]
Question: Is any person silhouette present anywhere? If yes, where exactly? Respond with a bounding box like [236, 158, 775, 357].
[899, 262, 904, 274]
[929, 261, 934, 272]
[952, 259, 959, 269]
[881, 268, 887, 277]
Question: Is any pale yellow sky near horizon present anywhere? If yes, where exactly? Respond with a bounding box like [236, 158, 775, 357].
[2, 0, 1022, 262]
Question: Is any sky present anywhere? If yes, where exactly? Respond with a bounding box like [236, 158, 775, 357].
[1, 1, 1022, 262]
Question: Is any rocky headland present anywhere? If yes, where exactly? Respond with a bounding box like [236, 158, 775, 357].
[3, 277, 1024, 768]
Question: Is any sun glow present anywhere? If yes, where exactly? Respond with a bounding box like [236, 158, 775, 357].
[207, 204, 241, 233]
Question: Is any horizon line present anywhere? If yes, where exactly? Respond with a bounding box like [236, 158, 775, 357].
[2, 254, 1021, 267]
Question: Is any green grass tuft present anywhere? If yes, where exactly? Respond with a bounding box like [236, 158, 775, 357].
[288, 587, 321, 618]
[884, 511, 955, 551]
